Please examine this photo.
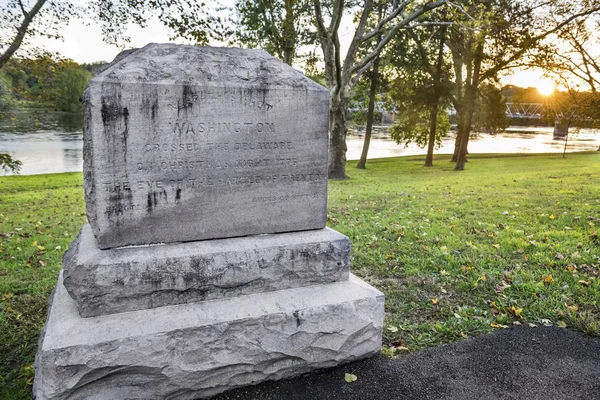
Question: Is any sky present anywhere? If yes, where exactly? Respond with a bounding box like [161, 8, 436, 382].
[28, 15, 553, 92]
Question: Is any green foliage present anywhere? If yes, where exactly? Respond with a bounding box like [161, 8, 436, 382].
[474, 84, 510, 134]
[51, 66, 91, 113]
[2, 56, 91, 112]
[216, 0, 315, 65]
[348, 75, 384, 127]
[0, 154, 21, 174]
[80, 61, 107, 76]
[0, 71, 13, 117]
[385, 23, 452, 151]
[391, 107, 450, 148]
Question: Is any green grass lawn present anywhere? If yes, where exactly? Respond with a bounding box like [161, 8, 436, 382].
[2, 152, 600, 398]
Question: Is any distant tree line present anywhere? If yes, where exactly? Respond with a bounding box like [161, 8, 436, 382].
[0, 56, 93, 114]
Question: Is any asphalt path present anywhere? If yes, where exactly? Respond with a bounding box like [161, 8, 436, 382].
[211, 326, 600, 400]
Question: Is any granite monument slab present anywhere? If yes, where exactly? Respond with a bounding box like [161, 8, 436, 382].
[84, 44, 329, 249]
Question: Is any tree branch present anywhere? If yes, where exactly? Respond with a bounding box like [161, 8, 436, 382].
[361, 0, 411, 43]
[349, 0, 446, 79]
[17, 0, 28, 17]
[343, 0, 373, 74]
[482, 4, 600, 80]
[0, 0, 48, 70]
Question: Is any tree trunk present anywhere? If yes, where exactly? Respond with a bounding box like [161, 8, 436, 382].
[356, 56, 380, 169]
[0, 0, 48, 70]
[451, 115, 463, 162]
[454, 116, 470, 170]
[329, 94, 349, 179]
[425, 27, 446, 167]
[425, 104, 438, 167]
[454, 42, 484, 171]
[282, 0, 296, 66]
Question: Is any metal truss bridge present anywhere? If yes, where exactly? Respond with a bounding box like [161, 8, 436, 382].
[505, 103, 544, 119]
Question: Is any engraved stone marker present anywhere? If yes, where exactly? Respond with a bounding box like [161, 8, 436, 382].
[84, 44, 329, 249]
[34, 44, 384, 400]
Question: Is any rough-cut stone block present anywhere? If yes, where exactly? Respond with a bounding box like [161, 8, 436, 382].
[63, 224, 351, 317]
[34, 272, 384, 400]
[84, 44, 329, 249]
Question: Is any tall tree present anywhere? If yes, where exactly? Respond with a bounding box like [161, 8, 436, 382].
[356, 2, 384, 170]
[0, 0, 211, 70]
[313, 0, 447, 179]
[448, 0, 600, 170]
[219, 0, 315, 65]
[386, 16, 452, 166]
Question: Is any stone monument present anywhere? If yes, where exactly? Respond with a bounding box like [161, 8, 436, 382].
[33, 44, 384, 399]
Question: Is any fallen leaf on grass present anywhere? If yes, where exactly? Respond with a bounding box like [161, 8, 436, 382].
[579, 280, 590, 287]
[490, 323, 509, 329]
[527, 323, 537, 328]
[549, 215, 556, 220]
[565, 304, 578, 312]
[557, 321, 567, 328]
[387, 326, 399, 333]
[509, 306, 523, 318]
[555, 253, 564, 260]
[491, 244, 500, 249]
[431, 298, 439, 305]
[344, 373, 358, 383]
[543, 275, 553, 285]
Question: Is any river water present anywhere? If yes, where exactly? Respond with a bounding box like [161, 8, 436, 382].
[1, 109, 599, 175]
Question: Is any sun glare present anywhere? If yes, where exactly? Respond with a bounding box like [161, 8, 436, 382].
[536, 79, 555, 96]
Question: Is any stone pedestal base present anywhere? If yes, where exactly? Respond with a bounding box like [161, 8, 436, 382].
[63, 225, 350, 317]
[34, 272, 384, 400]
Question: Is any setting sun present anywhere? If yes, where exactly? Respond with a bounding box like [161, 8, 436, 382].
[536, 79, 555, 96]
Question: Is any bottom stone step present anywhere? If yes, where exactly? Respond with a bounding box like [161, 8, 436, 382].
[34, 272, 384, 400]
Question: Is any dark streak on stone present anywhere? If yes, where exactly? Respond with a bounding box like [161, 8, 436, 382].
[177, 85, 196, 116]
[147, 193, 153, 213]
[151, 99, 158, 120]
[293, 310, 302, 327]
[122, 107, 129, 162]
[175, 188, 182, 202]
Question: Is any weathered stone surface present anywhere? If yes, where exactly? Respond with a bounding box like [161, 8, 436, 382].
[34, 272, 384, 400]
[84, 43, 329, 249]
[63, 224, 351, 317]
